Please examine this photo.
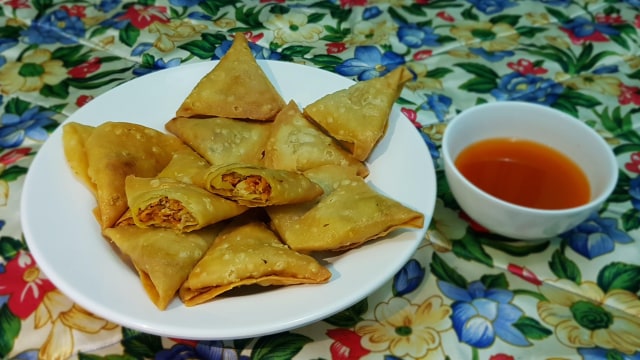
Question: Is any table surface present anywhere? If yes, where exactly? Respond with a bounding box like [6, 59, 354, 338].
[2, 1, 640, 359]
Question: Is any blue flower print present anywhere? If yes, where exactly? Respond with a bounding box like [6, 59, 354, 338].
[335, 46, 405, 81]
[170, 0, 201, 6]
[469, 47, 515, 62]
[156, 340, 245, 360]
[439, 280, 529, 348]
[99, 10, 130, 30]
[393, 259, 425, 296]
[362, 6, 382, 20]
[397, 24, 440, 49]
[467, 0, 518, 15]
[0, 107, 57, 148]
[132, 57, 181, 77]
[562, 17, 619, 38]
[420, 94, 452, 122]
[562, 213, 633, 259]
[21, 10, 86, 45]
[592, 65, 619, 74]
[420, 130, 440, 161]
[96, 0, 121, 13]
[630, 176, 640, 210]
[0, 38, 18, 53]
[490, 72, 564, 106]
[623, 0, 640, 7]
[579, 347, 640, 360]
[213, 40, 282, 61]
[538, 0, 571, 6]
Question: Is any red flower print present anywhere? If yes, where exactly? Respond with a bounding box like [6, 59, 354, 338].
[507, 59, 547, 75]
[559, 27, 608, 45]
[75, 94, 94, 107]
[327, 42, 347, 55]
[625, 152, 640, 174]
[490, 354, 515, 360]
[68, 57, 101, 79]
[401, 107, 421, 128]
[61, 4, 86, 18]
[244, 31, 264, 43]
[3, 0, 29, 9]
[413, 49, 432, 61]
[595, 14, 624, 25]
[340, 0, 367, 7]
[458, 211, 490, 233]
[119, 5, 169, 29]
[0, 148, 31, 166]
[327, 328, 370, 360]
[635, 15, 640, 28]
[0, 251, 56, 319]
[507, 263, 543, 286]
[619, 84, 640, 106]
[436, 11, 454, 22]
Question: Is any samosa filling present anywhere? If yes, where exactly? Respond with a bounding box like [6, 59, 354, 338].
[138, 196, 195, 227]
[222, 172, 271, 201]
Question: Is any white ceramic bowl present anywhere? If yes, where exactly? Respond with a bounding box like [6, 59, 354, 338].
[441, 101, 618, 240]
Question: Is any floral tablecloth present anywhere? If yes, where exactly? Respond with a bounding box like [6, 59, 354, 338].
[2, 0, 640, 359]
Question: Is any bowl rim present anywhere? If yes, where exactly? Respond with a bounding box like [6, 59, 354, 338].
[441, 101, 619, 215]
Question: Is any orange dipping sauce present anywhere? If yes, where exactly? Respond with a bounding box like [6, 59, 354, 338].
[454, 138, 590, 210]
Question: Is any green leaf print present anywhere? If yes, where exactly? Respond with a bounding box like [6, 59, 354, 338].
[430, 252, 468, 288]
[513, 316, 552, 340]
[548, 248, 581, 284]
[323, 298, 368, 327]
[121, 328, 163, 358]
[480, 273, 509, 289]
[0, 236, 24, 262]
[119, 23, 140, 48]
[0, 304, 21, 358]
[40, 82, 70, 99]
[621, 208, 640, 232]
[596, 106, 640, 144]
[489, 14, 520, 27]
[478, 235, 550, 257]
[597, 262, 640, 293]
[0, 165, 27, 181]
[455, 62, 499, 80]
[251, 332, 312, 360]
[452, 232, 493, 267]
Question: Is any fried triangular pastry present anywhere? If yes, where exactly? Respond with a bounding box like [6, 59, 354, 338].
[303, 66, 413, 161]
[175, 33, 286, 120]
[165, 116, 271, 166]
[179, 218, 331, 306]
[84, 121, 187, 229]
[267, 165, 424, 252]
[103, 225, 222, 310]
[62, 122, 96, 196]
[264, 101, 369, 177]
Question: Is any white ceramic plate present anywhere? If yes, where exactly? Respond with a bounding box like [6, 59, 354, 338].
[21, 60, 436, 340]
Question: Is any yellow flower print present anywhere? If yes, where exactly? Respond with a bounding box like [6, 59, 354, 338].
[537, 279, 640, 354]
[524, 12, 551, 26]
[264, 11, 323, 45]
[347, 20, 397, 46]
[214, 18, 236, 29]
[544, 35, 570, 49]
[447, 48, 478, 59]
[0, 49, 67, 95]
[561, 74, 621, 96]
[149, 20, 208, 52]
[450, 22, 519, 52]
[33, 290, 119, 360]
[624, 55, 640, 70]
[405, 63, 443, 91]
[356, 296, 452, 359]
